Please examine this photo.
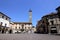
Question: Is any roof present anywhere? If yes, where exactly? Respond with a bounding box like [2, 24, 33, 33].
[0, 12, 11, 19]
[56, 6, 60, 10]
[46, 13, 57, 16]
[42, 12, 59, 19]
[42, 12, 57, 17]
[13, 22, 32, 24]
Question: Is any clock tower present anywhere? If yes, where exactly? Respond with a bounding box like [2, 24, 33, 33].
[29, 9, 32, 23]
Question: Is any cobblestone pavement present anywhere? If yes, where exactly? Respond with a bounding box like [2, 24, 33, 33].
[0, 34, 60, 40]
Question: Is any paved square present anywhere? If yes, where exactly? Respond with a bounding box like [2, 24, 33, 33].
[0, 34, 60, 40]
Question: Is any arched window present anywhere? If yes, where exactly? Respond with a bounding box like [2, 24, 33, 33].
[22, 24, 24, 29]
[15, 27, 17, 29]
[19, 27, 20, 29]
[2, 16, 4, 18]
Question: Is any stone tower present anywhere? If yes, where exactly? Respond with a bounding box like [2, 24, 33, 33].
[29, 9, 32, 23]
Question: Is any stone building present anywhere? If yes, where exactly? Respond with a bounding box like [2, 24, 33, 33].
[36, 6, 60, 34]
[0, 12, 11, 33]
[10, 22, 32, 33]
[43, 13, 58, 34]
[48, 6, 60, 34]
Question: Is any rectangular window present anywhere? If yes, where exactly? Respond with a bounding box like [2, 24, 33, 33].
[50, 21, 54, 25]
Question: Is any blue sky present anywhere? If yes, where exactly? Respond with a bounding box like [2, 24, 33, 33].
[0, 0, 60, 26]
